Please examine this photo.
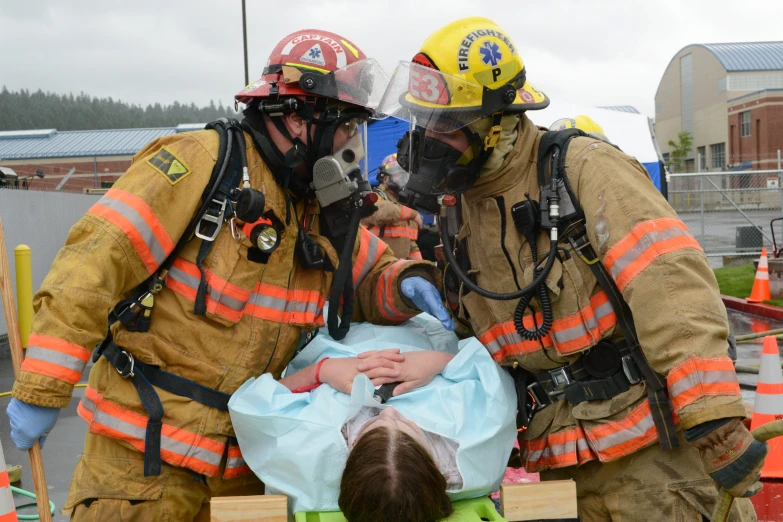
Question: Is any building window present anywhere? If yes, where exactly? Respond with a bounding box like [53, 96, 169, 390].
[740, 111, 751, 137]
[711, 143, 725, 170]
[697, 146, 706, 170]
[101, 181, 114, 189]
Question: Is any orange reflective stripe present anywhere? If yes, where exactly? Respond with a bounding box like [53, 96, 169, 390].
[224, 444, 251, 479]
[21, 358, 81, 385]
[604, 218, 702, 291]
[353, 227, 385, 287]
[376, 260, 416, 321]
[480, 315, 551, 362]
[550, 292, 616, 354]
[108, 189, 175, 254]
[88, 189, 175, 274]
[586, 400, 658, 461]
[482, 291, 616, 360]
[167, 259, 247, 322]
[375, 225, 418, 240]
[21, 334, 91, 385]
[400, 206, 412, 220]
[408, 251, 423, 261]
[667, 356, 741, 412]
[247, 283, 326, 325]
[79, 386, 224, 477]
[166, 258, 325, 325]
[521, 426, 595, 471]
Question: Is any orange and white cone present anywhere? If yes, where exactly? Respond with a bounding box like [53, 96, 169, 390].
[0, 441, 18, 522]
[750, 336, 783, 478]
[747, 248, 772, 303]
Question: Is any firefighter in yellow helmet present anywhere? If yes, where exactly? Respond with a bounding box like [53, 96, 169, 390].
[361, 153, 424, 260]
[6, 29, 452, 521]
[379, 17, 764, 520]
[550, 115, 610, 143]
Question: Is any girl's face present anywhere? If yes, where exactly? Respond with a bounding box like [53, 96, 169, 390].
[357, 407, 433, 455]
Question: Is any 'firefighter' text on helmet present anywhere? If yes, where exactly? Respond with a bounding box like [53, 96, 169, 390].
[378, 17, 549, 133]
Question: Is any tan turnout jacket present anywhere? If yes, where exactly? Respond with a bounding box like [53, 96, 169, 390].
[362, 187, 422, 260]
[456, 115, 745, 472]
[12, 129, 433, 479]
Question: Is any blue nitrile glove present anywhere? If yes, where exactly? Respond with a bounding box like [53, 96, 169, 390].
[400, 276, 454, 331]
[6, 398, 60, 450]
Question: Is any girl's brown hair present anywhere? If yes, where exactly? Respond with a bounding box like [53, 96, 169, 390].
[339, 426, 453, 522]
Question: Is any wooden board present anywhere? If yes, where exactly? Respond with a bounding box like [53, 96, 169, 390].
[500, 480, 578, 521]
[209, 495, 288, 522]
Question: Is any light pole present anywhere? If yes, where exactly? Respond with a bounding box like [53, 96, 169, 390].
[242, 0, 249, 86]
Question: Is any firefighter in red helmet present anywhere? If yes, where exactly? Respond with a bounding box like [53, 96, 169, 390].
[7, 29, 452, 521]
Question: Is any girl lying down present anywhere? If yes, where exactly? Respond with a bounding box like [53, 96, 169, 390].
[228, 314, 517, 522]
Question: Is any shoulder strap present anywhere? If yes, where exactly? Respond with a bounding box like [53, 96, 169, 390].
[537, 129, 584, 226]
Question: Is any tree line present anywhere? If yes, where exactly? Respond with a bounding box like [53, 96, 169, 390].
[0, 86, 241, 131]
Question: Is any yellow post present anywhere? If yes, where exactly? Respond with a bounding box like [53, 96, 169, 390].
[14, 245, 33, 348]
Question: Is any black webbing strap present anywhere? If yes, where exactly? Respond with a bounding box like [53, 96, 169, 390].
[533, 345, 636, 405]
[99, 341, 231, 476]
[568, 229, 679, 450]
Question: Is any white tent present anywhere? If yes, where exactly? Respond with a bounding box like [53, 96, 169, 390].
[527, 102, 666, 193]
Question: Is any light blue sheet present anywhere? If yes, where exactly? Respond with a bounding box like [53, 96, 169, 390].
[228, 314, 517, 514]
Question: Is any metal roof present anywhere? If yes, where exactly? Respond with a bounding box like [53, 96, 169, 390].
[700, 42, 783, 72]
[597, 105, 641, 114]
[0, 125, 205, 160]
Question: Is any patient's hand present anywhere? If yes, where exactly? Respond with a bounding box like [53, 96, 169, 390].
[357, 350, 454, 396]
[321, 350, 405, 394]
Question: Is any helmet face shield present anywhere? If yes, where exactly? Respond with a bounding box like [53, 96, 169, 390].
[378, 61, 486, 133]
[297, 58, 390, 117]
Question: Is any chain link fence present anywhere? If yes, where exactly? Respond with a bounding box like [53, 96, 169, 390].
[667, 161, 783, 267]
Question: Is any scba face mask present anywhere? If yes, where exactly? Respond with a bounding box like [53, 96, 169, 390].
[395, 127, 481, 212]
[312, 119, 370, 208]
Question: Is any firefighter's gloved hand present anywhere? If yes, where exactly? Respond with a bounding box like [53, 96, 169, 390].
[400, 276, 454, 331]
[6, 398, 60, 451]
[686, 417, 768, 497]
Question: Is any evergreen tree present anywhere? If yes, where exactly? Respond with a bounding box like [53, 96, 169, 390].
[0, 87, 241, 131]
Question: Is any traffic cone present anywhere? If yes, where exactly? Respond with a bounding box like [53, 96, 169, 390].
[747, 248, 771, 303]
[750, 336, 783, 478]
[0, 441, 19, 522]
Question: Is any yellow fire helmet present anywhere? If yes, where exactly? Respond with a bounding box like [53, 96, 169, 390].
[378, 17, 549, 134]
[550, 115, 606, 135]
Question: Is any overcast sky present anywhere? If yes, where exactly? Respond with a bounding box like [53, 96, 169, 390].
[1, 0, 782, 118]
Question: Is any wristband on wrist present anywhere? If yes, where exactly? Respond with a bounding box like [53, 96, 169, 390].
[315, 357, 330, 385]
[290, 357, 330, 394]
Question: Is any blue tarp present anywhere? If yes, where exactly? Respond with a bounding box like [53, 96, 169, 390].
[367, 118, 408, 182]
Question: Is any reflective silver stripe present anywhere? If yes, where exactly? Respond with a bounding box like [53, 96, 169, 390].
[523, 433, 589, 465]
[668, 370, 739, 399]
[551, 315, 599, 345]
[481, 329, 524, 355]
[80, 395, 97, 414]
[609, 226, 695, 282]
[168, 266, 247, 312]
[589, 410, 655, 453]
[248, 292, 321, 316]
[355, 230, 381, 287]
[226, 457, 246, 469]
[98, 194, 168, 266]
[593, 300, 614, 320]
[26, 346, 87, 373]
[83, 396, 223, 468]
